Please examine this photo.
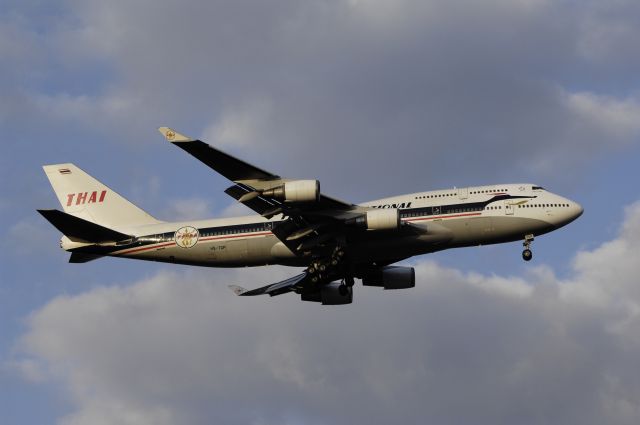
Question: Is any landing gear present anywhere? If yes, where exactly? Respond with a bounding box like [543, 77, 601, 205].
[522, 234, 534, 262]
[306, 246, 348, 283]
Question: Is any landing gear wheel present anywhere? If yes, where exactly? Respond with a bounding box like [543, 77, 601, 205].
[522, 234, 535, 262]
[307, 266, 316, 274]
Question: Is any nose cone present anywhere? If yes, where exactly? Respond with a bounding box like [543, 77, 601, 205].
[573, 202, 584, 219]
[553, 198, 583, 228]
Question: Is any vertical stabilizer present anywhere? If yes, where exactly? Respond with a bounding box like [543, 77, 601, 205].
[42, 163, 161, 228]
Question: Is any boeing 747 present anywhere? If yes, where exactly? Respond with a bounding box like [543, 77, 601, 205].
[38, 128, 583, 304]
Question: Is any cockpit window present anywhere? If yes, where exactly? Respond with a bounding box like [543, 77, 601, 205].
[532, 186, 545, 191]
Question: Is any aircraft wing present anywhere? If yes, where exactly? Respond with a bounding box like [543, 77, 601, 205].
[159, 127, 363, 255]
[159, 127, 355, 210]
[229, 272, 308, 297]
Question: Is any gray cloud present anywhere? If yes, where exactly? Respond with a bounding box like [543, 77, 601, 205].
[5, 0, 640, 202]
[6, 2, 640, 423]
[15, 201, 640, 425]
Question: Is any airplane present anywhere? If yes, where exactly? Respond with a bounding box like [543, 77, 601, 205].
[38, 127, 583, 305]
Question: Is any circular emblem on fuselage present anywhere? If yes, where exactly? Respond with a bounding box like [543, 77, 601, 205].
[174, 226, 199, 248]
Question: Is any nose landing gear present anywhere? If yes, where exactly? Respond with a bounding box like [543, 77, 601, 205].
[522, 234, 534, 261]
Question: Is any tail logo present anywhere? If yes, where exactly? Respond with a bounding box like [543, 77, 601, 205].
[66, 190, 107, 206]
[175, 226, 199, 248]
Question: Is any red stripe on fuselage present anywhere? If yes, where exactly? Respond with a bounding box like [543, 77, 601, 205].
[199, 231, 272, 242]
[117, 242, 176, 255]
[116, 213, 484, 256]
[115, 231, 273, 255]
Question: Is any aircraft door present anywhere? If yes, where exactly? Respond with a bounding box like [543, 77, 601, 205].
[504, 201, 514, 215]
[457, 187, 469, 200]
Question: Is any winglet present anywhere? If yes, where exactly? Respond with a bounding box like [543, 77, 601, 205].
[228, 285, 248, 296]
[158, 127, 193, 143]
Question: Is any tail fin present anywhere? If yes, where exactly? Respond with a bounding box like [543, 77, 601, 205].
[42, 164, 160, 228]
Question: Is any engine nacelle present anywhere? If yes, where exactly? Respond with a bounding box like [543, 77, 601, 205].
[362, 266, 415, 290]
[301, 282, 353, 305]
[262, 180, 320, 202]
[347, 209, 400, 230]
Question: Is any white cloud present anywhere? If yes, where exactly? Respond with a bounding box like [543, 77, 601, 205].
[567, 92, 640, 143]
[14, 201, 640, 425]
[201, 98, 273, 149]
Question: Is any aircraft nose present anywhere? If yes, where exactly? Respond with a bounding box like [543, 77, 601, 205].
[560, 199, 583, 226]
[573, 202, 584, 219]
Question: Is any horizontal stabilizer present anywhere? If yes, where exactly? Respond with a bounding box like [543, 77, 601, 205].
[69, 252, 104, 263]
[38, 209, 131, 243]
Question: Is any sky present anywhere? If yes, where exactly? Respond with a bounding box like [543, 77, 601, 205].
[1, 0, 640, 423]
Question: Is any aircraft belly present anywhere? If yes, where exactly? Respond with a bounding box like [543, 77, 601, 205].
[206, 235, 280, 266]
[447, 217, 495, 244]
[350, 235, 431, 262]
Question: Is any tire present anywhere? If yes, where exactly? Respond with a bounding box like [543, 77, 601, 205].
[522, 249, 533, 261]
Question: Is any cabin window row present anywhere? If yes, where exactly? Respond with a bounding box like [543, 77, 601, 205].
[470, 189, 508, 194]
[415, 193, 456, 199]
[518, 203, 570, 208]
[415, 189, 509, 200]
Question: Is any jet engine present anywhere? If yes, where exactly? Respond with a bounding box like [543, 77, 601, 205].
[362, 266, 415, 289]
[262, 180, 320, 202]
[347, 209, 400, 230]
[301, 282, 353, 305]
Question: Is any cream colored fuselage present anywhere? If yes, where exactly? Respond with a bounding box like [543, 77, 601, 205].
[67, 184, 582, 267]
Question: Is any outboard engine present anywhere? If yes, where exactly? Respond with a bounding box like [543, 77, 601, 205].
[362, 266, 415, 290]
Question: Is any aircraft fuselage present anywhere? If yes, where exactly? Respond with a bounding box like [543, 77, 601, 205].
[65, 183, 582, 267]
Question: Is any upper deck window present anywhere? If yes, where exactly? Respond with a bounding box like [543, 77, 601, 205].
[532, 186, 545, 191]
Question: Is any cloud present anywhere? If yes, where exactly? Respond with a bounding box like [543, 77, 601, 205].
[14, 201, 640, 425]
[5, 0, 640, 198]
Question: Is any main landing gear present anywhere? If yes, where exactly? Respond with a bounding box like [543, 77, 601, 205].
[307, 247, 346, 283]
[522, 234, 534, 262]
